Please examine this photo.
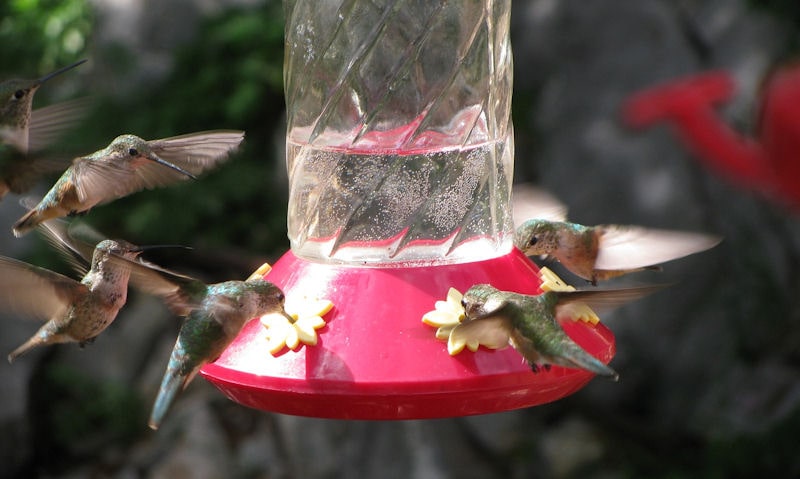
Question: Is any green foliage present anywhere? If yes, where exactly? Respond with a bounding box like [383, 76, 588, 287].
[3, 1, 290, 276]
[0, 0, 92, 82]
[81, 1, 290, 265]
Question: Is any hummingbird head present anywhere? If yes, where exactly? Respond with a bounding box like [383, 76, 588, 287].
[243, 278, 291, 320]
[461, 284, 507, 320]
[514, 219, 561, 256]
[91, 239, 143, 264]
[103, 134, 197, 179]
[0, 79, 42, 149]
[0, 60, 86, 151]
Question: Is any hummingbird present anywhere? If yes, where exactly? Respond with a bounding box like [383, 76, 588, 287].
[1, 238, 143, 363]
[0, 60, 88, 199]
[0, 59, 87, 152]
[458, 284, 665, 378]
[514, 219, 721, 285]
[12, 130, 245, 236]
[2, 219, 193, 362]
[137, 266, 292, 430]
[59, 222, 294, 429]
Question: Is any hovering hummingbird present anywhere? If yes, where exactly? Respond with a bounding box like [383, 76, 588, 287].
[60, 224, 294, 429]
[1, 238, 143, 363]
[0, 59, 87, 152]
[458, 284, 665, 378]
[12, 130, 244, 236]
[514, 219, 721, 285]
[134, 264, 292, 430]
[0, 60, 88, 199]
[2, 219, 192, 362]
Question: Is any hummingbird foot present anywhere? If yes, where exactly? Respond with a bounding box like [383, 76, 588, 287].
[530, 363, 548, 374]
[67, 209, 89, 217]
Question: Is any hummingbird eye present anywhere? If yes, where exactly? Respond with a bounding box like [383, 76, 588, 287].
[13, 90, 24, 100]
[528, 236, 538, 247]
[128, 148, 138, 156]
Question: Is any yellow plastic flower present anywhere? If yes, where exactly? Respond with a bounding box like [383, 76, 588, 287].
[247, 262, 272, 281]
[539, 266, 576, 292]
[421, 287, 464, 339]
[446, 324, 484, 355]
[261, 296, 333, 354]
[422, 287, 502, 356]
[539, 267, 599, 325]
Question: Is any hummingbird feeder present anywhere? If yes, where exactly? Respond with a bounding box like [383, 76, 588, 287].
[623, 64, 800, 208]
[201, 0, 616, 419]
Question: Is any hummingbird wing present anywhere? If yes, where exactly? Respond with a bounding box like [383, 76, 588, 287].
[124, 259, 207, 316]
[594, 225, 721, 270]
[553, 285, 668, 317]
[147, 130, 245, 176]
[512, 183, 568, 228]
[69, 130, 244, 204]
[69, 154, 186, 204]
[33, 217, 94, 277]
[450, 315, 514, 350]
[0, 149, 70, 195]
[28, 97, 91, 152]
[0, 256, 87, 321]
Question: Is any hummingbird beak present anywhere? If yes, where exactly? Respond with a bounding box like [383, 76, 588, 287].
[281, 310, 295, 323]
[132, 244, 194, 253]
[36, 59, 87, 85]
[148, 153, 198, 180]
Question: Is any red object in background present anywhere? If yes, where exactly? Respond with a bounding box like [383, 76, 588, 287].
[201, 249, 616, 419]
[623, 65, 800, 207]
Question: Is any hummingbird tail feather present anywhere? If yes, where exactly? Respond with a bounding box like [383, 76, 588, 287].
[8, 336, 44, 363]
[12, 208, 41, 237]
[148, 367, 188, 430]
[557, 343, 619, 381]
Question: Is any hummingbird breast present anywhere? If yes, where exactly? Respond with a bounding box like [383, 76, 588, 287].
[556, 229, 600, 279]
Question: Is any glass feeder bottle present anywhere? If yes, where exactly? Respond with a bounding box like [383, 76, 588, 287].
[284, 0, 515, 264]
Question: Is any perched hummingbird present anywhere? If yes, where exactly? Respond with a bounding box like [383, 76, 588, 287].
[514, 219, 721, 285]
[12, 130, 244, 236]
[458, 284, 664, 378]
[137, 266, 291, 430]
[1, 238, 143, 363]
[0, 59, 87, 152]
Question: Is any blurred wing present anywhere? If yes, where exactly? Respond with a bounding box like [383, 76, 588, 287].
[554, 285, 669, 317]
[450, 315, 514, 350]
[71, 154, 188, 204]
[205, 293, 241, 319]
[34, 218, 96, 277]
[512, 183, 568, 228]
[0, 256, 87, 321]
[28, 97, 91, 152]
[0, 152, 70, 194]
[123, 258, 206, 316]
[148, 130, 245, 176]
[595, 226, 722, 270]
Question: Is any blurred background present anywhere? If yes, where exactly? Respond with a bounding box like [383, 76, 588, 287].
[1, 0, 799, 477]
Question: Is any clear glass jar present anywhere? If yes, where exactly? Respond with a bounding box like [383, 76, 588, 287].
[284, 0, 514, 264]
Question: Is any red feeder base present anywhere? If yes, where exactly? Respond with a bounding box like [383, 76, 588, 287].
[201, 248, 615, 419]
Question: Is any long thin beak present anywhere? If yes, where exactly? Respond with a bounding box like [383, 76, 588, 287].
[132, 244, 194, 253]
[149, 153, 197, 179]
[37, 59, 87, 85]
[281, 310, 295, 323]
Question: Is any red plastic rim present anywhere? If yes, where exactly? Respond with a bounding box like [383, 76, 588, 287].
[201, 248, 616, 419]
